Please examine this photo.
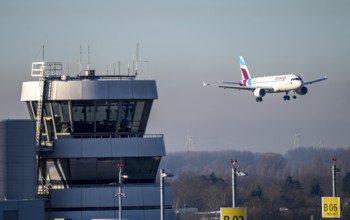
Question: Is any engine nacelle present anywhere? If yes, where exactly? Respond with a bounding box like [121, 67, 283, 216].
[253, 88, 266, 97]
[296, 86, 308, 95]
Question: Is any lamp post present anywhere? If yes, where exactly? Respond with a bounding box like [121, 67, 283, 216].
[331, 157, 340, 197]
[332, 157, 336, 197]
[116, 163, 128, 219]
[160, 169, 173, 220]
[230, 159, 247, 208]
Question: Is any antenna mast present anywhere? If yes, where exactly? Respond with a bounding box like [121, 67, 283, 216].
[118, 57, 121, 75]
[134, 43, 148, 76]
[135, 42, 139, 76]
[42, 45, 45, 61]
[78, 45, 82, 75]
[87, 45, 90, 70]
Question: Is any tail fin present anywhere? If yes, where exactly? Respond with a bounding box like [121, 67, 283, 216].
[239, 56, 252, 81]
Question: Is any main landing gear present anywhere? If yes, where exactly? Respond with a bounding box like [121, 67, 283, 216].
[283, 92, 297, 101]
[256, 97, 263, 102]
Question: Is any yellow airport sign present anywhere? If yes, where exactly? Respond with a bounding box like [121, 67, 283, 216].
[220, 207, 247, 220]
[322, 197, 340, 218]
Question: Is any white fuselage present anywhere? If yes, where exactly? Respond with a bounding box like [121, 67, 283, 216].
[247, 74, 303, 93]
[208, 56, 328, 102]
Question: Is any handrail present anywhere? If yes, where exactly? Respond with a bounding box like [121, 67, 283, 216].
[71, 133, 163, 139]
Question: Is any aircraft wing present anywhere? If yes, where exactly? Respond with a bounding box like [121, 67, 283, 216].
[203, 82, 274, 92]
[303, 76, 327, 85]
[219, 81, 242, 85]
[218, 84, 255, 91]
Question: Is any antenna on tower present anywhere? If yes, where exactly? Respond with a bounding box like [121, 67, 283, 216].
[87, 45, 90, 70]
[78, 45, 82, 75]
[118, 57, 121, 75]
[185, 128, 195, 152]
[133, 43, 148, 76]
[135, 42, 139, 76]
[292, 133, 302, 149]
[42, 45, 45, 61]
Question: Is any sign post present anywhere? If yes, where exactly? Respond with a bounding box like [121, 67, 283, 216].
[220, 207, 247, 220]
[322, 197, 341, 218]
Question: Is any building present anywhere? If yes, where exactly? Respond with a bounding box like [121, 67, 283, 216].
[0, 120, 45, 220]
[0, 61, 174, 220]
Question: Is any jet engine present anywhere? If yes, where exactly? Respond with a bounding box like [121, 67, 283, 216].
[296, 86, 308, 95]
[253, 88, 266, 97]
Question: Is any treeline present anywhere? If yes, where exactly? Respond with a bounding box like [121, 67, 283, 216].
[160, 147, 350, 219]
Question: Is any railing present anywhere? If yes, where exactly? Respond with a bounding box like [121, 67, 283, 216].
[71, 133, 163, 139]
[31, 62, 63, 77]
[31, 62, 136, 80]
[37, 182, 170, 198]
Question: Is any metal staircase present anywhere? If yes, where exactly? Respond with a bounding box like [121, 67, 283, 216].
[31, 62, 46, 146]
[31, 62, 63, 148]
[36, 75, 45, 146]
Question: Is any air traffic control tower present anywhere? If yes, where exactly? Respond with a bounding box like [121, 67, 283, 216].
[18, 62, 175, 220]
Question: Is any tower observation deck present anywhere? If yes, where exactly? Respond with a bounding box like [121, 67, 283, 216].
[20, 61, 174, 220]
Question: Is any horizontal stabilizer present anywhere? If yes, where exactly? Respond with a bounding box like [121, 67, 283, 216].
[220, 81, 241, 85]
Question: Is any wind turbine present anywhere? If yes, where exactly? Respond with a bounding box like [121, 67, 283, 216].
[184, 128, 195, 152]
[318, 129, 326, 148]
[292, 132, 302, 149]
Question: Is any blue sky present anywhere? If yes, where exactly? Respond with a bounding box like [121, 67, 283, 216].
[1, 0, 349, 153]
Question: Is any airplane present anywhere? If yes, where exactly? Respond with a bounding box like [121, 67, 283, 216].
[203, 56, 327, 102]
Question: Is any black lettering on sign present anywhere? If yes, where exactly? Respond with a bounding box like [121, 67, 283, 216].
[223, 216, 244, 220]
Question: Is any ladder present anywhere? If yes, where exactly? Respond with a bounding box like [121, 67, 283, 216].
[35, 64, 46, 146]
[48, 80, 53, 100]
